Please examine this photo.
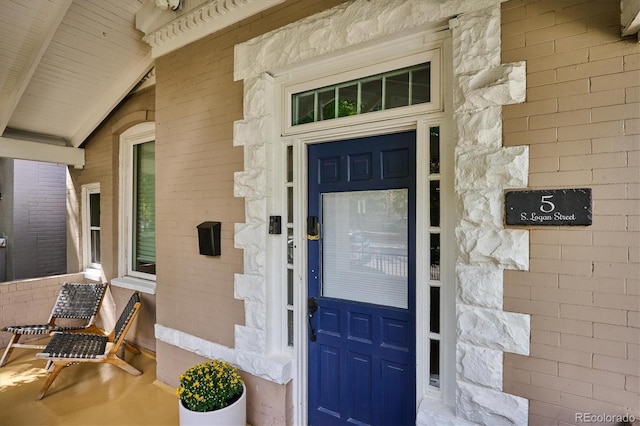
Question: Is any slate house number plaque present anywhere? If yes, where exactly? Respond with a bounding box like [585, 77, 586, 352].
[506, 188, 592, 226]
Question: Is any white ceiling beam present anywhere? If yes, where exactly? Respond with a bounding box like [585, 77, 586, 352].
[0, 137, 84, 168]
[70, 52, 155, 148]
[0, 0, 73, 134]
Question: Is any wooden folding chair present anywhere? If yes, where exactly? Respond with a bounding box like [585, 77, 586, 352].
[0, 282, 108, 367]
[35, 291, 142, 400]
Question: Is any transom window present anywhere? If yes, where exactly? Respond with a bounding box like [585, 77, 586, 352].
[292, 63, 431, 126]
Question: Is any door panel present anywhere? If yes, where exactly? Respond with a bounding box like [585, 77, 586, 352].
[308, 131, 416, 426]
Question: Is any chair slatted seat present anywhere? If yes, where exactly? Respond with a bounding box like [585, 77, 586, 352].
[35, 292, 142, 400]
[0, 282, 107, 367]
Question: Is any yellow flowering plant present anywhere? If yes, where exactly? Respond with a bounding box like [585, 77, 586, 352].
[176, 359, 245, 412]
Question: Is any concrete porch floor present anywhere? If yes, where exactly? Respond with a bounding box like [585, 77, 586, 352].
[0, 344, 178, 425]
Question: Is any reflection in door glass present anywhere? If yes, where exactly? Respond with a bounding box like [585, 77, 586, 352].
[430, 180, 440, 227]
[322, 189, 409, 308]
[430, 339, 440, 388]
[430, 233, 440, 281]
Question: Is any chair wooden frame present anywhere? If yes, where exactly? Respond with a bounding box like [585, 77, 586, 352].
[35, 291, 142, 400]
[0, 282, 108, 367]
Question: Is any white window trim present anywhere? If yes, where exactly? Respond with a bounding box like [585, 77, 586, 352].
[114, 121, 156, 295]
[81, 182, 102, 281]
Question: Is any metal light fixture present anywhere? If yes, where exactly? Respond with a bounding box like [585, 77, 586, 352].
[153, 0, 182, 11]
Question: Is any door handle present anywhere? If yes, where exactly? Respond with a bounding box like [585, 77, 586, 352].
[308, 297, 318, 342]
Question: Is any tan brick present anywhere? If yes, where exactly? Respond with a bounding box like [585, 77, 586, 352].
[527, 48, 589, 73]
[526, 20, 588, 45]
[528, 401, 576, 426]
[504, 117, 529, 134]
[560, 152, 627, 171]
[593, 167, 640, 184]
[625, 53, 640, 72]
[530, 258, 592, 275]
[630, 343, 640, 360]
[503, 11, 555, 36]
[629, 280, 640, 296]
[504, 365, 532, 384]
[503, 98, 558, 119]
[593, 230, 639, 247]
[527, 69, 557, 88]
[530, 229, 592, 245]
[592, 103, 640, 123]
[593, 293, 640, 313]
[558, 275, 625, 294]
[531, 286, 592, 306]
[504, 283, 531, 299]
[557, 57, 624, 82]
[558, 121, 624, 142]
[593, 354, 640, 375]
[532, 329, 561, 346]
[591, 70, 640, 92]
[530, 156, 559, 173]
[559, 363, 626, 389]
[506, 297, 560, 317]
[503, 127, 557, 146]
[594, 262, 640, 280]
[531, 342, 592, 367]
[590, 214, 628, 232]
[527, 79, 590, 101]
[626, 117, 640, 135]
[631, 151, 640, 167]
[556, 28, 623, 52]
[529, 109, 591, 130]
[503, 40, 555, 63]
[533, 315, 593, 337]
[529, 140, 591, 158]
[531, 371, 593, 397]
[561, 245, 628, 262]
[561, 334, 627, 358]
[561, 304, 627, 326]
[505, 352, 559, 375]
[529, 170, 592, 188]
[559, 392, 636, 416]
[558, 88, 625, 112]
[590, 41, 640, 62]
[591, 135, 640, 153]
[626, 86, 640, 103]
[502, 33, 526, 51]
[626, 375, 639, 393]
[594, 323, 640, 344]
[507, 380, 563, 404]
[505, 270, 559, 288]
[595, 199, 640, 215]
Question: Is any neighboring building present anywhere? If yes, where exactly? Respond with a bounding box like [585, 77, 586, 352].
[1, 0, 638, 424]
[0, 158, 67, 282]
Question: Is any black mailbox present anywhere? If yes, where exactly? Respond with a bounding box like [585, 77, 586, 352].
[197, 222, 221, 256]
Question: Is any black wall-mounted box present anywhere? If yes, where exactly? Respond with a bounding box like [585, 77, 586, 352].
[196, 221, 221, 256]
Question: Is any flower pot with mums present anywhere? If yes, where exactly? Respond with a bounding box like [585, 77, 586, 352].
[176, 359, 246, 425]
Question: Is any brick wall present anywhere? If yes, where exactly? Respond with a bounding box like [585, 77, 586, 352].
[501, 1, 639, 424]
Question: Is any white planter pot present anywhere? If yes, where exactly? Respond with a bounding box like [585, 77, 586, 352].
[178, 383, 246, 426]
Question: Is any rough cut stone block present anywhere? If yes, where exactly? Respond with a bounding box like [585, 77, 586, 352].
[454, 62, 526, 112]
[456, 265, 503, 309]
[452, 5, 501, 75]
[234, 169, 267, 199]
[235, 223, 266, 275]
[417, 397, 477, 426]
[457, 381, 528, 426]
[456, 227, 529, 271]
[243, 74, 274, 119]
[455, 146, 529, 191]
[457, 304, 530, 355]
[234, 118, 271, 147]
[455, 106, 502, 148]
[235, 324, 266, 355]
[457, 189, 504, 228]
[245, 300, 266, 330]
[456, 343, 503, 390]
[234, 273, 266, 303]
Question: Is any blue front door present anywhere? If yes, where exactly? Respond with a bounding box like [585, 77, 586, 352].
[308, 131, 416, 425]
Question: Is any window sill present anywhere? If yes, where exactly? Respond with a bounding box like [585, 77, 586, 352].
[83, 267, 103, 282]
[111, 276, 156, 295]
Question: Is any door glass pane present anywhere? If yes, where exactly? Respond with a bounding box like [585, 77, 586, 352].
[89, 193, 100, 227]
[322, 189, 408, 309]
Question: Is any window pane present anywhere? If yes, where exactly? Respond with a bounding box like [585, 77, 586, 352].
[293, 92, 315, 125]
[287, 309, 294, 347]
[287, 187, 294, 224]
[89, 193, 100, 227]
[287, 228, 294, 265]
[430, 233, 440, 281]
[429, 339, 440, 388]
[430, 127, 440, 175]
[430, 180, 440, 228]
[287, 268, 294, 305]
[361, 78, 382, 113]
[411, 65, 431, 104]
[337, 84, 358, 117]
[385, 72, 409, 109]
[91, 230, 101, 264]
[133, 141, 156, 275]
[286, 146, 293, 183]
[322, 190, 408, 309]
[430, 286, 440, 334]
[318, 89, 336, 121]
